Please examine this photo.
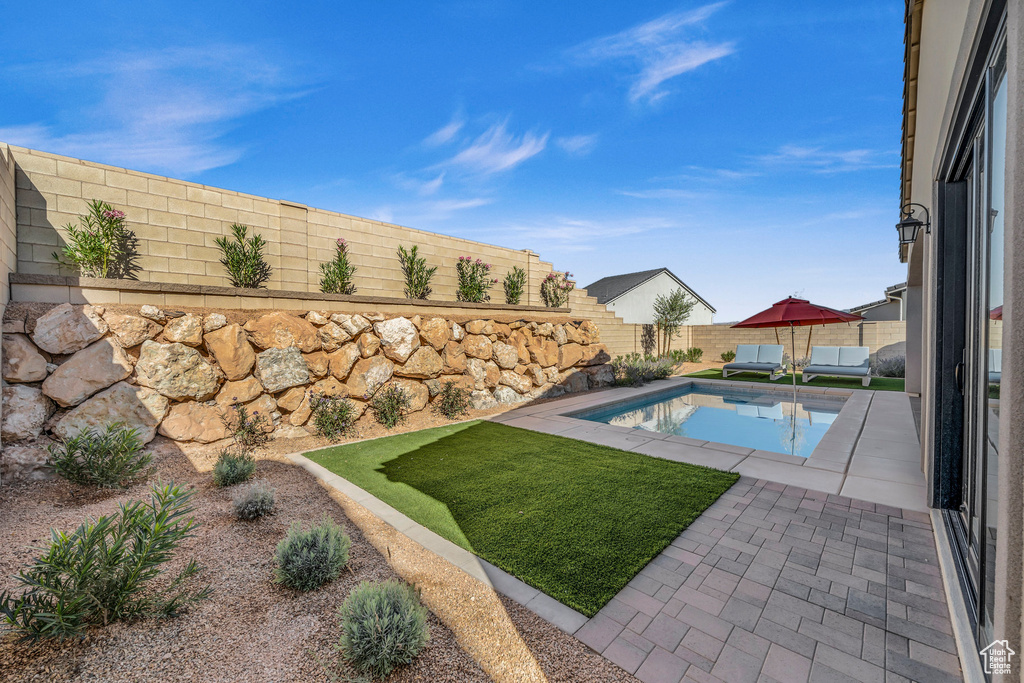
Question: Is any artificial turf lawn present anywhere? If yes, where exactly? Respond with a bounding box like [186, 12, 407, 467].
[307, 420, 738, 617]
[684, 369, 906, 392]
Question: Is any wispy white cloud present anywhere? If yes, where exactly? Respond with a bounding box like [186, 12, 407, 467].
[757, 144, 898, 173]
[569, 4, 735, 104]
[392, 171, 446, 196]
[484, 215, 675, 252]
[618, 188, 702, 200]
[555, 134, 598, 156]
[439, 120, 548, 175]
[423, 116, 465, 147]
[0, 45, 307, 176]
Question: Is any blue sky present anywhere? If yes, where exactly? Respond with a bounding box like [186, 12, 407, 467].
[1, 2, 906, 320]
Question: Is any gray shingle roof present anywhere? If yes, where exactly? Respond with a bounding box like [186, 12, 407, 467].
[583, 268, 715, 312]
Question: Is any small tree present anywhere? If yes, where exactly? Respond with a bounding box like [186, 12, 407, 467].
[215, 223, 272, 289]
[397, 245, 437, 299]
[652, 288, 695, 357]
[53, 200, 140, 279]
[503, 266, 528, 305]
[320, 238, 357, 294]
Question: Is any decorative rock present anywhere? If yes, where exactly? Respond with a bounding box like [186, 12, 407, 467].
[245, 394, 277, 431]
[373, 317, 420, 363]
[0, 445, 53, 482]
[578, 320, 601, 344]
[395, 347, 443, 379]
[31, 304, 108, 355]
[493, 385, 527, 404]
[345, 355, 394, 399]
[2, 318, 25, 334]
[509, 330, 532, 364]
[255, 347, 310, 393]
[425, 375, 475, 397]
[559, 369, 590, 393]
[463, 334, 492, 360]
[306, 310, 330, 326]
[442, 341, 467, 374]
[304, 351, 330, 377]
[530, 383, 566, 400]
[312, 376, 346, 397]
[526, 364, 546, 386]
[204, 324, 256, 381]
[42, 338, 133, 407]
[158, 402, 230, 443]
[365, 311, 386, 322]
[244, 312, 320, 352]
[136, 341, 222, 401]
[273, 424, 311, 439]
[2, 334, 48, 382]
[216, 376, 263, 405]
[105, 314, 162, 348]
[499, 369, 533, 394]
[563, 325, 584, 344]
[203, 313, 228, 333]
[288, 391, 312, 426]
[535, 322, 554, 338]
[139, 304, 167, 323]
[582, 364, 615, 387]
[162, 314, 204, 347]
[357, 333, 381, 358]
[465, 358, 500, 390]
[470, 390, 498, 410]
[557, 343, 585, 370]
[580, 344, 612, 366]
[340, 314, 371, 337]
[1, 386, 54, 441]
[390, 379, 429, 413]
[318, 322, 352, 352]
[452, 322, 465, 341]
[329, 345, 362, 381]
[276, 386, 307, 412]
[466, 320, 489, 335]
[552, 325, 568, 345]
[528, 338, 559, 367]
[544, 366, 560, 383]
[56, 382, 167, 442]
[492, 341, 518, 370]
[419, 317, 451, 350]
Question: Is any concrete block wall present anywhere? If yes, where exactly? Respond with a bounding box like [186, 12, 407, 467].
[683, 321, 907, 361]
[0, 146, 16, 314]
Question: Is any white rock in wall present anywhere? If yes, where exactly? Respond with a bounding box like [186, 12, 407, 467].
[139, 305, 167, 323]
[104, 314, 163, 347]
[373, 317, 420, 363]
[31, 304, 108, 355]
[135, 341, 223, 401]
[318, 322, 352, 352]
[491, 341, 518, 370]
[2, 334, 48, 383]
[163, 314, 204, 346]
[470, 389, 498, 410]
[255, 347, 310, 393]
[306, 310, 330, 326]
[41, 338, 134, 407]
[1, 385, 55, 441]
[0, 445, 53, 482]
[452, 322, 465, 341]
[203, 313, 228, 333]
[493, 385, 527, 405]
[55, 382, 169, 444]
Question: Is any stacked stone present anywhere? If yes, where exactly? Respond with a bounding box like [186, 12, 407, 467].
[0, 304, 612, 481]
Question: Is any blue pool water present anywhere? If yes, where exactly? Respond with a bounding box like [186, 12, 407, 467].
[572, 385, 846, 458]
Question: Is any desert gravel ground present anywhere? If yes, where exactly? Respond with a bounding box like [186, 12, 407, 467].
[1, 421, 638, 682]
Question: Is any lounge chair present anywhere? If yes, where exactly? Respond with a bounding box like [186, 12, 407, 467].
[802, 346, 871, 387]
[990, 348, 1002, 384]
[722, 344, 786, 380]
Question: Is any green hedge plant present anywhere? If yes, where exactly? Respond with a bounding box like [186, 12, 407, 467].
[338, 580, 430, 679]
[274, 517, 350, 591]
[397, 245, 437, 300]
[455, 256, 496, 303]
[370, 384, 410, 429]
[47, 424, 152, 489]
[320, 237, 357, 294]
[721, 350, 736, 362]
[503, 266, 527, 305]
[431, 381, 470, 420]
[53, 200, 140, 279]
[215, 223, 272, 289]
[212, 450, 256, 487]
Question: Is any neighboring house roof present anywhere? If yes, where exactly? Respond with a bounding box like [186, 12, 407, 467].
[849, 282, 908, 314]
[583, 268, 716, 312]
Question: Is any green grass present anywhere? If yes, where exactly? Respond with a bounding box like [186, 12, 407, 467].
[307, 421, 738, 616]
[683, 369, 906, 392]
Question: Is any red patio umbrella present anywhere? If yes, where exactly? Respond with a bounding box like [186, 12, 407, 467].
[991, 305, 1003, 320]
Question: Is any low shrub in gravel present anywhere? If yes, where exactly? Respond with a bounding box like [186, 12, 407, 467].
[370, 384, 410, 429]
[224, 402, 271, 453]
[232, 479, 275, 520]
[611, 353, 675, 387]
[431, 381, 470, 420]
[873, 354, 907, 378]
[0, 482, 210, 640]
[213, 449, 256, 487]
[721, 350, 736, 362]
[338, 580, 430, 679]
[310, 392, 359, 440]
[47, 423, 152, 489]
[274, 517, 350, 591]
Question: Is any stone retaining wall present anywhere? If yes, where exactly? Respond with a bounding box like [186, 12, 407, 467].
[0, 303, 612, 482]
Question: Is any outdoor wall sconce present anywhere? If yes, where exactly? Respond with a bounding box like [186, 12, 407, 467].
[896, 203, 931, 244]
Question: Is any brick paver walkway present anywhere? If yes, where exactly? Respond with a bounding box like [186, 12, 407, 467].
[575, 477, 962, 683]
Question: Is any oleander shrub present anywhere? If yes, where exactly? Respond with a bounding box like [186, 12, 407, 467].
[47, 424, 152, 489]
[274, 517, 351, 592]
[0, 483, 210, 641]
[232, 479, 276, 520]
[224, 402, 271, 453]
[540, 271, 574, 308]
[455, 256, 496, 303]
[52, 199, 140, 279]
[370, 384, 411, 429]
[310, 392, 360, 440]
[397, 245, 437, 300]
[721, 350, 736, 362]
[213, 449, 256, 487]
[338, 580, 430, 679]
[432, 381, 470, 420]
[215, 223, 272, 289]
[503, 266, 528, 305]
[874, 355, 906, 378]
[611, 353, 675, 387]
[683, 347, 703, 363]
[320, 237, 357, 295]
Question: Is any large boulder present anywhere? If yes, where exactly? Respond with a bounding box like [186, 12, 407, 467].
[158, 402, 230, 443]
[2, 334, 48, 383]
[493, 385, 527, 405]
[578, 320, 601, 344]
[528, 338, 559, 367]
[135, 341, 222, 401]
[306, 310, 329, 326]
[139, 305, 166, 323]
[373, 317, 420, 363]
[104, 313, 162, 348]
[203, 313, 227, 333]
[525, 364, 546, 386]
[55, 382, 169, 443]
[388, 379, 429, 413]
[1, 386, 54, 441]
[492, 341, 518, 370]
[530, 383, 566, 400]
[204, 324, 256, 380]
[318, 322, 352, 352]
[452, 322, 465, 341]
[329, 345, 362, 381]
[303, 351, 330, 377]
[557, 343, 585, 370]
[357, 333, 381, 358]
[346, 355, 394, 399]
[31, 304, 108, 354]
[244, 312, 320, 352]
[552, 325, 568, 345]
[465, 358, 500, 390]
[582, 364, 615, 387]
[395, 347, 443, 379]
[442, 341, 467, 373]
[499, 370, 533, 394]
[255, 347, 310, 393]
[0, 445, 53, 482]
[334, 314, 371, 337]
[215, 376, 264, 405]
[288, 391, 313, 426]
[508, 329, 532, 364]
[312, 376, 347, 397]
[580, 344, 612, 366]
[419, 317, 451, 350]
[276, 386, 307, 412]
[163, 314, 204, 346]
[42, 338, 133, 407]
[463, 334, 492, 360]
[470, 390, 498, 410]
[534, 322, 554, 338]
[465, 320, 489, 335]
[559, 369, 590, 394]
[563, 325, 584, 344]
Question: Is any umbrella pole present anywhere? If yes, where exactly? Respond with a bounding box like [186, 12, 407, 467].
[791, 322, 798, 453]
[806, 327, 813, 358]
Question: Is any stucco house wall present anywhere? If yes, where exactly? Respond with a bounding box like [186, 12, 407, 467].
[604, 271, 714, 326]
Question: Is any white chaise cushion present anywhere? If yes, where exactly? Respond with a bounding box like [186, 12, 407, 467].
[810, 346, 840, 366]
[838, 347, 870, 369]
[757, 345, 784, 364]
[734, 345, 758, 363]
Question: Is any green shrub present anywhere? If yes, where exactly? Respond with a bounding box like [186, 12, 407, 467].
[52, 200, 140, 279]
[213, 449, 256, 487]
[370, 384, 410, 429]
[397, 245, 437, 300]
[338, 580, 430, 679]
[215, 223, 272, 289]
[320, 237, 357, 295]
[540, 271, 574, 308]
[611, 353, 675, 387]
[873, 355, 906, 378]
[224, 402, 271, 453]
[683, 347, 703, 363]
[432, 381, 470, 420]
[503, 266, 527, 305]
[310, 391, 359, 440]
[47, 424, 152, 489]
[274, 517, 350, 591]
[232, 479, 275, 520]
[668, 349, 686, 364]
[0, 482, 210, 641]
[455, 256, 495, 303]
[721, 350, 736, 362]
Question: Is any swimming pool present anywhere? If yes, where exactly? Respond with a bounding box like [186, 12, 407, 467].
[571, 385, 847, 458]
